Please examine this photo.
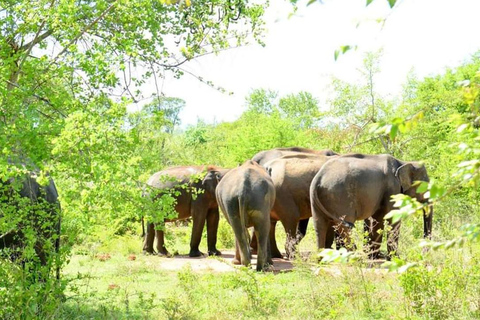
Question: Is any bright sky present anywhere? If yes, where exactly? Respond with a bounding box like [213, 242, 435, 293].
[135, 0, 480, 127]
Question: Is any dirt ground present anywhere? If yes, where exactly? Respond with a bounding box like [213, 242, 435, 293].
[146, 250, 389, 276]
[152, 251, 295, 273]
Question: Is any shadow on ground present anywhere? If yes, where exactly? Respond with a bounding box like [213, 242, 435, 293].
[154, 250, 294, 273]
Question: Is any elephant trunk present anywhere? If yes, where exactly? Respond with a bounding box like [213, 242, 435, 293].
[423, 205, 433, 239]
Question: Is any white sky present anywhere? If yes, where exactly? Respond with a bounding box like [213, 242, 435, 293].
[135, 0, 480, 127]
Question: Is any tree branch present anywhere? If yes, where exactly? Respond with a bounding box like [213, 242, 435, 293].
[52, 2, 117, 63]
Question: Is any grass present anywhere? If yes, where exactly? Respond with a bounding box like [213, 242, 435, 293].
[59, 253, 404, 319]
[52, 215, 480, 320]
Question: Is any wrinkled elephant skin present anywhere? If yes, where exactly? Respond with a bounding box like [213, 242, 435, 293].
[142, 165, 229, 257]
[310, 153, 432, 259]
[263, 152, 338, 259]
[216, 160, 275, 271]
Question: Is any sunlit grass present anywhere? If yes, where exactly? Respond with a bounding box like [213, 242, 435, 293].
[57, 218, 480, 319]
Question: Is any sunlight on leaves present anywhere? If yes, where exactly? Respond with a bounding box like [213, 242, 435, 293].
[317, 248, 361, 264]
[382, 257, 418, 273]
[334, 45, 357, 61]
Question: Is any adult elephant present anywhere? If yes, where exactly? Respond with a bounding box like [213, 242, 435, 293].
[264, 153, 339, 259]
[252, 146, 338, 166]
[216, 160, 275, 271]
[142, 165, 229, 257]
[310, 154, 433, 259]
[0, 162, 61, 279]
[250, 147, 339, 255]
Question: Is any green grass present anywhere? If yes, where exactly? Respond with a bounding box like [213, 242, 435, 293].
[54, 216, 480, 320]
[59, 253, 403, 319]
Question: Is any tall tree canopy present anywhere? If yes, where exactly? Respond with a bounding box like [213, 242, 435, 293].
[1, 0, 267, 163]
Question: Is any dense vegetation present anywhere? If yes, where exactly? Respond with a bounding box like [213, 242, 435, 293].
[1, 0, 480, 318]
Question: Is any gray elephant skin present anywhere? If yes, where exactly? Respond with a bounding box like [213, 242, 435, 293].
[143, 165, 229, 257]
[264, 152, 339, 258]
[310, 153, 433, 258]
[250, 147, 339, 257]
[216, 160, 275, 271]
[252, 146, 338, 166]
[0, 166, 61, 279]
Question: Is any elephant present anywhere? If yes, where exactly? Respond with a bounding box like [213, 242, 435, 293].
[215, 160, 275, 271]
[0, 161, 61, 280]
[250, 147, 339, 255]
[263, 153, 339, 259]
[252, 146, 338, 166]
[142, 165, 229, 257]
[310, 153, 433, 259]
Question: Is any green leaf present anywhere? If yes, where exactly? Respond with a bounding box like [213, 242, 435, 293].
[389, 124, 399, 140]
[428, 182, 446, 200]
[334, 50, 340, 61]
[366, 0, 374, 6]
[387, 0, 396, 8]
[416, 181, 428, 194]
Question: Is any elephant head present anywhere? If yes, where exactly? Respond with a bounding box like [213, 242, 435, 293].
[202, 166, 227, 196]
[395, 161, 432, 238]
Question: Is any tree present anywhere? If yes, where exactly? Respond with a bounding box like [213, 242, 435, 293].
[278, 91, 321, 129]
[244, 88, 278, 115]
[141, 97, 185, 133]
[328, 50, 394, 153]
[0, 1, 268, 316]
[1, 0, 267, 159]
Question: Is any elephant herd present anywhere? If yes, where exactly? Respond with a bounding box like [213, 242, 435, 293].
[143, 147, 433, 271]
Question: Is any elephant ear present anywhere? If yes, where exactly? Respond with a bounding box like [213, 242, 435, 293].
[395, 163, 414, 192]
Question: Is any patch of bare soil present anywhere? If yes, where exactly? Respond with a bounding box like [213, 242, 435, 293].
[148, 251, 390, 276]
[152, 251, 294, 273]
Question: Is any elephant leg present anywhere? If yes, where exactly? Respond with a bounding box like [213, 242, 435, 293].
[386, 220, 401, 260]
[283, 218, 299, 260]
[250, 228, 258, 254]
[255, 221, 271, 271]
[333, 218, 355, 250]
[266, 230, 273, 265]
[142, 222, 156, 254]
[295, 218, 309, 243]
[189, 208, 207, 257]
[233, 240, 242, 265]
[206, 208, 221, 256]
[334, 223, 355, 250]
[269, 220, 283, 259]
[230, 216, 251, 267]
[155, 224, 170, 256]
[325, 222, 336, 249]
[365, 215, 385, 259]
[312, 213, 330, 250]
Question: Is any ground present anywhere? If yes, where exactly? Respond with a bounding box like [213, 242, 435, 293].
[141, 251, 294, 272]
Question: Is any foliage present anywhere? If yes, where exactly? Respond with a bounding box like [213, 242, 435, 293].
[2, 0, 480, 317]
[0, 0, 268, 316]
[400, 251, 480, 319]
[0, 165, 64, 319]
[48, 222, 480, 319]
[327, 49, 395, 154]
[320, 50, 480, 319]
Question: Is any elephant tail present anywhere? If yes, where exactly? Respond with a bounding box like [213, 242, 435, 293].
[236, 193, 252, 267]
[311, 187, 354, 229]
[238, 194, 250, 244]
